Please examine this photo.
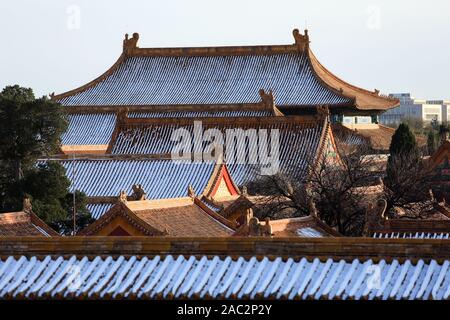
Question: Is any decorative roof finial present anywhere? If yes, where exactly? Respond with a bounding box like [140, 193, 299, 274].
[117, 107, 129, 124]
[264, 217, 273, 237]
[131, 184, 147, 200]
[362, 198, 387, 236]
[123, 32, 139, 54]
[292, 28, 310, 51]
[316, 105, 330, 117]
[23, 196, 32, 213]
[308, 197, 318, 217]
[258, 89, 275, 109]
[188, 185, 196, 198]
[118, 190, 128, 203]
[248, 216, 272, 237]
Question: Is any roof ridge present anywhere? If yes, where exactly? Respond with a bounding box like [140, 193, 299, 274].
[0, 211, 31, 223]
[127, 44, 300, 57]
[78, 202, 165, 236]
[122, 29, 310, 57]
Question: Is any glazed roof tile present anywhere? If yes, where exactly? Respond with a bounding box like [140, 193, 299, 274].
[61, 113, 116, 145]
[0, 254, 448, 299]
[129, 198, 234, 237]
[0, 212, 57, 237]
[56, 53, 350, 107]
[46, 158, 215, 198]
[53, 30, 398, 111]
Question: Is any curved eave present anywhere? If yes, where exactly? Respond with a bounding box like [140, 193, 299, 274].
[52, 53, 126, 102]
[307, 48, 400, 111]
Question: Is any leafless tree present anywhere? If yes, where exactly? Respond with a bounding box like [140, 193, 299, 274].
[247, 142, 381, 236]
[383, 151, 433, 218]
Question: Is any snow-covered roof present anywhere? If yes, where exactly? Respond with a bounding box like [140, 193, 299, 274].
[0, 255, 448, 300]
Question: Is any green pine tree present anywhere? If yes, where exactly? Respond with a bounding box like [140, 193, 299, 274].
[386, 123, 420, 188]
[0, 85, 92, 234]
[389, 123, 417, 157]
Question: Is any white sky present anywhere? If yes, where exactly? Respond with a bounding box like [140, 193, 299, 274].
[0, 0, 449, 99]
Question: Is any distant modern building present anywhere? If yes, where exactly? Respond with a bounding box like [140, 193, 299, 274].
[380, 93, 450, 124]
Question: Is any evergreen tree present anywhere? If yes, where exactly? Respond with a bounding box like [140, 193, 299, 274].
[389, 123, 417, 157]
[0, 85, 68, 180]
[0, 85, 92, 234]
[386, 123, 419, 182]
[385, 123, 430, 211]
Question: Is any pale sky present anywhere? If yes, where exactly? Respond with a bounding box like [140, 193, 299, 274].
[0, 0, 449, 100]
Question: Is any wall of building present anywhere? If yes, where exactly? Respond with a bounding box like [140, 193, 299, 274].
[380, 93, 450, 125]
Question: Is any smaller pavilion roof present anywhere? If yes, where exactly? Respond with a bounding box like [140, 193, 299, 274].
[429, 140, 450, 169]
[79, 197, 235, 237]
[0, 211, 58, 237]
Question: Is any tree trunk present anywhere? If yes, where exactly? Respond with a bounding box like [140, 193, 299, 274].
[13, 159, 23, 181]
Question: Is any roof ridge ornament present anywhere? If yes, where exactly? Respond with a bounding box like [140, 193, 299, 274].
[22, 196, 32, 213]
[123, 32, 139, 55]
[363, 198, 387, 236]
[131, 184, 147, 200]
[248, 217, 273, 237]
[258, 89, 275, 109]
[316, 105, 330, 117]
[117, 107, 129, 124]
[307, 197, 318, 217]
[118, 190, 128, 203]
[188, 185, 196, 198]
[292, 28, 310, 52]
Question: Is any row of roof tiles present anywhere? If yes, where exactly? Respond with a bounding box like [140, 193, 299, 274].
[56, 158, 216, 198]
[0, 255, 448, 300]
[0, 211, 57, 237]
[373, 232, 450, 239]
[61, 109, 276, 146]
[57, 53, 351, 107]
[52, 30, 399, 111]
